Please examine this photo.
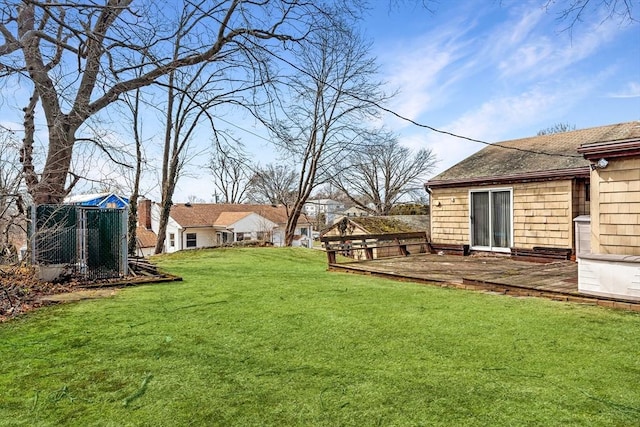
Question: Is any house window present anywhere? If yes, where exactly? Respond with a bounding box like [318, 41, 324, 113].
[186, 233, 197, 248]
[585, 183, 590, 202]
[169, 233, 175, 247]
[257, 231, 271, 241]
[300, 227, 308, 236]
[236, 232, 245, 242]
[470, 189, 512, 251]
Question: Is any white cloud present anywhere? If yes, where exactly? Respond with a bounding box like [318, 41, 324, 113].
[608, 82, 640, 98]
[379, 21, 476, 126]
[497, 6, 622, 80]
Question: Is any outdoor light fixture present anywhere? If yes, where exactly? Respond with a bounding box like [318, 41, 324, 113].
[590, 158, 609, 171]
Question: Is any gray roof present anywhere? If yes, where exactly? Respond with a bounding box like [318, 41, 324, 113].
[429, 122, 640, 183]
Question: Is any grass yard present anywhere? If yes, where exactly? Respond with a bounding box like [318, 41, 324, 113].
[1, 247, 639, 426]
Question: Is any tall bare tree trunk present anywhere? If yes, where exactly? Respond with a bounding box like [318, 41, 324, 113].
[154, 70, 176, 255]
[154, 170, 178, 254]
[31, 121, 78, 204]
[260, 20, 386, 246]
[285, 201, 306, 246]
[127, 90, 144, 256]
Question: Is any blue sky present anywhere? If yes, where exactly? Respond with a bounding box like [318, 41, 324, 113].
[361, 0, 640, 178]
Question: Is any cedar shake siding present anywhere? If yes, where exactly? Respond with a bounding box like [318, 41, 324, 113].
[578, 135, 640, 256]
[591, 157, 640, 255]
[429, 180, 589, 250]
[426, 122, 640, 254]
[575, 124, 640, 301]
[590, 158, 640, 255]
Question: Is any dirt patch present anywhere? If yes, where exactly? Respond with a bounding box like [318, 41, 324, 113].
[0, 265, 80, 322]
[1, 264, 180, 322]
[38, 288, 120, 303]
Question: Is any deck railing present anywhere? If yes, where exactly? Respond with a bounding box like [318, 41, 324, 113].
[320, 232, 429, 265]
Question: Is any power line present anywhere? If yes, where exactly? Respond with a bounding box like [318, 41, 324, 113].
[214, 115, 273, 144]
[243, 35, 583, 160]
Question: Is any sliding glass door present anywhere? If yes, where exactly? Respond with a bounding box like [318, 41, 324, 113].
[470, 189, 512, 251]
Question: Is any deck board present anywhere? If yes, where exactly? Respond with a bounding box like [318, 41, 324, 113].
[327, 253, 640, 311]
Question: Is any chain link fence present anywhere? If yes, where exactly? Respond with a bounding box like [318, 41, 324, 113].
[28, 205, 128, 280]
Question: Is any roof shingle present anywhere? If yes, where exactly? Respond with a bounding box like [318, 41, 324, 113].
[430, 121, 640, 183]
[169, 203, 308, 228]
[136, 226, 157, 248]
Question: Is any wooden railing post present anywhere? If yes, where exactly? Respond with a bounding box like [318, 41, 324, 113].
[321, 231, 430, 266]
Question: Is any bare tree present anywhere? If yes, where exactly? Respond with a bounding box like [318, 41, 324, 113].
[152, 52, 270, 253]
[209, 142, 252, 204]
[542, 0, 637, 30]
[122, 88, 146, 257]
[0, 130, 26, 262]
[247, 163, 298, 206]
[261, 21, 387, 245]
[151, 1, 350, 255]
[332, 134, 437, 216]
[0, 0, 334, 205]
[153, 64, 212, 254]
[537, 122, 577, 135]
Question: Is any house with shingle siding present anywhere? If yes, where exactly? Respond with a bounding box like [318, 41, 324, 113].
[576, 124, 640, 301]
[424, 123, 638, 255]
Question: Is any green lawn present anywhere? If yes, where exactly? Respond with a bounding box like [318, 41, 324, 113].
[1, 247, 639, 426]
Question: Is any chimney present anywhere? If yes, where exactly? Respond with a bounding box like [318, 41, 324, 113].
[138, 198, 152, 230]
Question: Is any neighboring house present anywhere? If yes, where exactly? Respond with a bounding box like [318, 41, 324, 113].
[64, 192, 129, 209]
[303, 199, 345, 224]
[423, 124, 640, 254]
[575, 126, 640, 301]
[322, 215, 430, 259]
[140, 201, 313, 252]
[135, 226, 157, 257]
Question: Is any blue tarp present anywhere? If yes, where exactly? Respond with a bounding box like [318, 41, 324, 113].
[69, 193, 129, 209]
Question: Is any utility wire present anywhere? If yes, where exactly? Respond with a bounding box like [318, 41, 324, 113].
[242, 35, 583, 159]
[214, 115, 273, 144]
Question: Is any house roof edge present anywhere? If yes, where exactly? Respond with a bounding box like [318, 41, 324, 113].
[577, 138, 640, 160]
[425, 167, 590, 189]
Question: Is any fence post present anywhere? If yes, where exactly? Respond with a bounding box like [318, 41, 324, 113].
[121, 207, 129, 276]
[78, 207, 87, 277]
[30, 205, 37, 265]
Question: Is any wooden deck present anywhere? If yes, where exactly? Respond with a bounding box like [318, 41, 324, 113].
[328, 253, 640, 311]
